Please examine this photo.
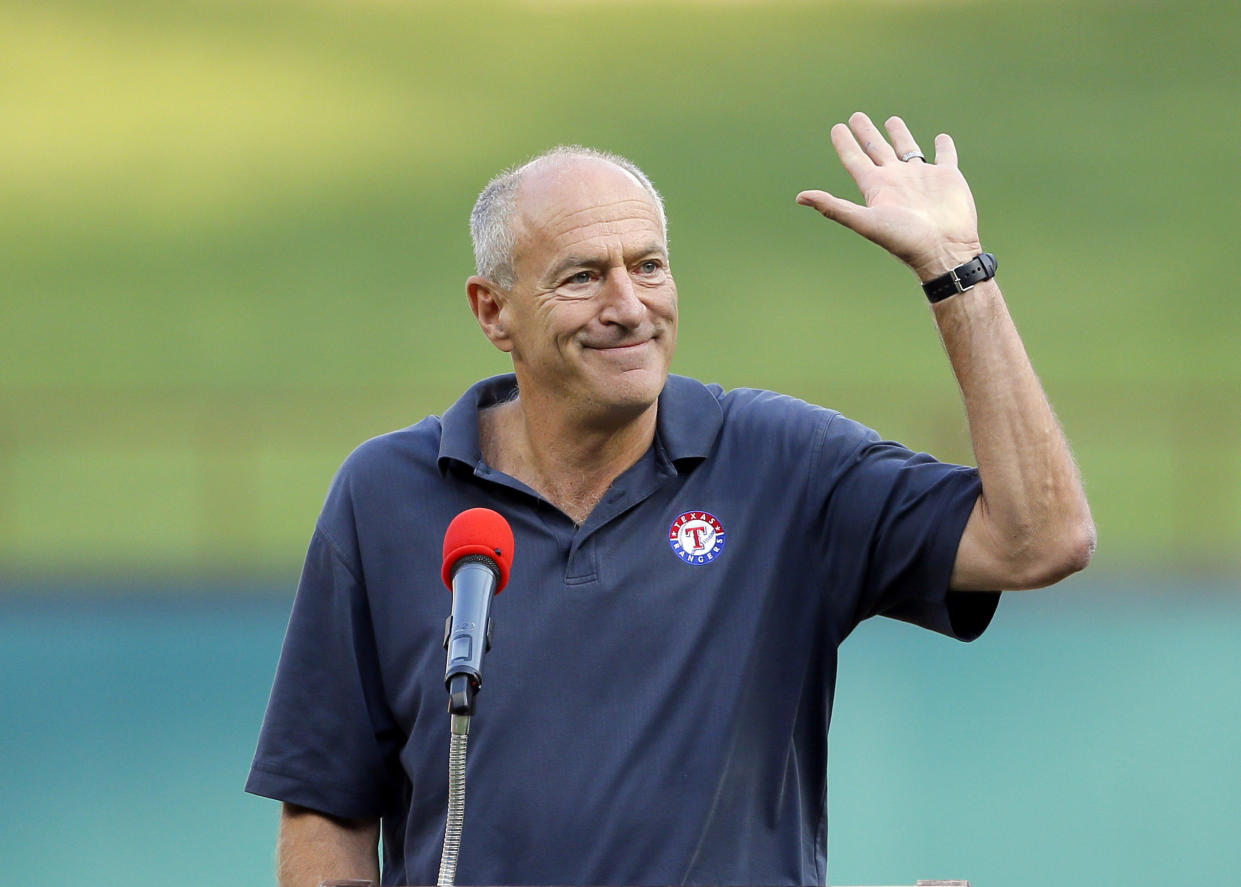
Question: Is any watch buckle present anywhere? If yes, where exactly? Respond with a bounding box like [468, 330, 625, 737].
[949, 266, 974, 294]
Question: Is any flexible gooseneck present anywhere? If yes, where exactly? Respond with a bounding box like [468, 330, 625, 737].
[437, 713, 471, 887]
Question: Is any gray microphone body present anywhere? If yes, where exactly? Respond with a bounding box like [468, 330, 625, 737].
[443, 555, 499, 715]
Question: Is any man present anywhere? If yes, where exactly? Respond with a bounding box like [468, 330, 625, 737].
[247, 112, 1095, 886]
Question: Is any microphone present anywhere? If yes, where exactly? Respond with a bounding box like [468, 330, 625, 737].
[441, 508, 514, 716]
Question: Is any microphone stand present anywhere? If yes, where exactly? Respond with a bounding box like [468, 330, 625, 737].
[438, 590, 489, 887]
[437, 711, 471, 887]
[437, 508, 513, 887]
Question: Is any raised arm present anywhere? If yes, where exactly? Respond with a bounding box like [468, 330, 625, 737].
[796, 112, 1095, 591]
[277, 803, 380, 887]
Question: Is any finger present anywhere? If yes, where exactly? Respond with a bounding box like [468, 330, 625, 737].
[829, 122, 872, 179]
[884, 115, 926, 163]
[933, 132, 958, 168]
[848, 111, 897, 165]
[795, 189, 874, 238]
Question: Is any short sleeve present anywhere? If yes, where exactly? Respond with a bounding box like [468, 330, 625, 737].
[244, 526, 404, 818]
[818, 414, 1000, 640]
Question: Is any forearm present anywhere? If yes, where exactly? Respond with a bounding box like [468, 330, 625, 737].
[277, 803, 380, 887]
[933, 277, 1095, 589]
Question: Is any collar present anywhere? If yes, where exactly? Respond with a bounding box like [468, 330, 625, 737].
[436, 373, 724, 474]
[654, 373, 724, 466]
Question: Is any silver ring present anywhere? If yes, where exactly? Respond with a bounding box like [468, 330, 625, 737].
[899, 150, 926, 163]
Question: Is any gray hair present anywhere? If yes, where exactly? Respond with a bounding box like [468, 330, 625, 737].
[469, 145, 667, 289]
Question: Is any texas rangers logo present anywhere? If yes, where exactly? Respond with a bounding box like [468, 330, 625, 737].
[668, 511, 727, 565]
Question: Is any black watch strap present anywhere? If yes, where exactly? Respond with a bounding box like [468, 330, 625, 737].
[921, 252, 998, 303]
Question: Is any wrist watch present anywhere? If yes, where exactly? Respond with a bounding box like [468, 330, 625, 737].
[922, 252, 998, 303]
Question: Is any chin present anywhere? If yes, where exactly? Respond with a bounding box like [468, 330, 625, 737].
[586, 367, 667, 415]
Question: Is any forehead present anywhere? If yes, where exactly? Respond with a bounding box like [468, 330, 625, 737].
[512, 158, 665, 264]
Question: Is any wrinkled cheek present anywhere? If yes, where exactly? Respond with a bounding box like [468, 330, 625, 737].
[660, 288, 679, 328]
[663, 302, 679, 350]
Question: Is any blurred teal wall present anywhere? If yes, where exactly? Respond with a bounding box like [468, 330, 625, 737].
[3, 578, 1239, 887]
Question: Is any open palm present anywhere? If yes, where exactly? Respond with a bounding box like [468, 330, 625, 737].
[797, 112, 982, 282]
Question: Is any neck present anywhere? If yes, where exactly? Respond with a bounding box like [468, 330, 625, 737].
[480, 392, 659, 525]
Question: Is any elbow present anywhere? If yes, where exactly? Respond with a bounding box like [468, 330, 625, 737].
[1073, 519, 1099, 571]
[1051, 521, 1097, 582]
[1011, 518, 1097, 590]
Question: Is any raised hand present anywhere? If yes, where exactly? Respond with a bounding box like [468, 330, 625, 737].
[796, 112, 983, 282]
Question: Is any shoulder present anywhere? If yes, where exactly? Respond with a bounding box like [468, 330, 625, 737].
[315, 416, 445, 538]
[663, 374, 882, 476]
[714, 384, 879, 461]
[717, 386, 834, 426]
[663, 374, 841, 432]
[332, 416, 444, 492]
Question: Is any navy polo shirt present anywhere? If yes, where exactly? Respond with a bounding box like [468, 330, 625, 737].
[246, 374, 999, 886]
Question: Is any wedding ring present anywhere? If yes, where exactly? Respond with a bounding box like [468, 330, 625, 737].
[899, 150, 926, 163]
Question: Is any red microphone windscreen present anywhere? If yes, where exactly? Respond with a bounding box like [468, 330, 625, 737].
[441, 507, 515, 592]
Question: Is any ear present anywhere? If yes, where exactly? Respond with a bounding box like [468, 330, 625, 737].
[466, 275, 515, 353]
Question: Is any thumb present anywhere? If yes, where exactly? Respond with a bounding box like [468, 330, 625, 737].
[795, 190, 868, 233]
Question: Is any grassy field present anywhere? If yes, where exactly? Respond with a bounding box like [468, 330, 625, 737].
[3, 0, 1239, 578]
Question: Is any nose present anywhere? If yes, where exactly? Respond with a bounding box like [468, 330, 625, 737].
[598, 267, 646, 328]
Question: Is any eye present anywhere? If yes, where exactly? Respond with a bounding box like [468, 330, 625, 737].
[565, 270, 594, 285]
[637, 260, 662, 275]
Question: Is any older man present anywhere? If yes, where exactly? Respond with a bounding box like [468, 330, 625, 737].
[247, 113, 1094, 887]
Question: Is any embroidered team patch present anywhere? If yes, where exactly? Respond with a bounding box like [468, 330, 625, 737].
[668, 511, 727, 565]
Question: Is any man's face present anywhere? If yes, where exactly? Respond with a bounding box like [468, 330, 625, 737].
[496, 158, 677, 422]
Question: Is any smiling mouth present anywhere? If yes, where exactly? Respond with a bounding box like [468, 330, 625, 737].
[587, 336, 655, 351]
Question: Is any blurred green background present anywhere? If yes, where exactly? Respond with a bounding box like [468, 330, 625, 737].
[2, 0, 1238, 885]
